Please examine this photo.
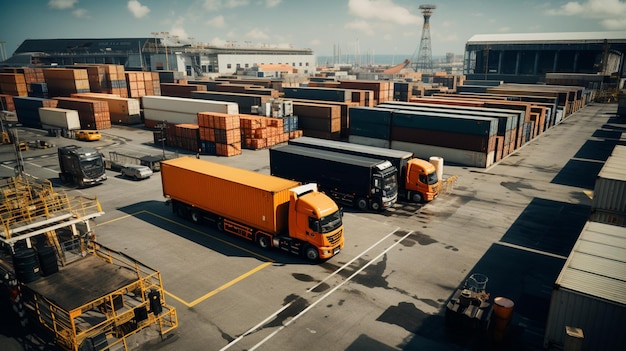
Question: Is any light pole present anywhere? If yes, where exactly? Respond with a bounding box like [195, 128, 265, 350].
[151, 32, 159, 54]
[160, 31, 169, 70]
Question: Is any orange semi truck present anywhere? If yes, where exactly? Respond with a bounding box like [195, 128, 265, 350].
[161, 157, 344, 261]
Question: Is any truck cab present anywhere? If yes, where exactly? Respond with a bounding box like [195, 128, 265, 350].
[286, 183, 344, 261]
[405, 159, 439, 203]
[58, 145, 107, 187]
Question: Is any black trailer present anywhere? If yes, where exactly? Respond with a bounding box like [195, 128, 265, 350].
[288, 136, 413, 186]
[269, 144, 398, 211]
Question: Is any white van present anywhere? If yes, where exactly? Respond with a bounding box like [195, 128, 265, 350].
[120, 165, 153, 180]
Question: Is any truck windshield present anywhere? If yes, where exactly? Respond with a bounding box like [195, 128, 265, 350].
[381, 172, 398, 198]
[311, 210, 343, 234]
[427, 171, 439, 185]
[80, 157, 103, 170]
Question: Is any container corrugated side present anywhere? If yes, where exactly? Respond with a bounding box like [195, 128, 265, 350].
[142, 95, 239, 115]
[544, 221, 626, 351]
[391, 110, 498, 136]
[161, 158, 299, 234]
[38, 107, 81, 130]
[391, 140, 493, 168]
[592, 146, 626, 213]
[348, 135, 390, 148]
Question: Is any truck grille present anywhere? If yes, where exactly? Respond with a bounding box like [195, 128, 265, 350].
[327, 229, 343, 245]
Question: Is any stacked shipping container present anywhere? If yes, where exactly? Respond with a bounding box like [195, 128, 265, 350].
[54, 97, 111, 130]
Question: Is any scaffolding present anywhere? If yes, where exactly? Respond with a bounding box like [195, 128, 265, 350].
[0, 174, 178, 350]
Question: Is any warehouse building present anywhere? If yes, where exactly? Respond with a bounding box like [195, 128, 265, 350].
[463, 31, 626, 84]
[0, 38, 316, 78]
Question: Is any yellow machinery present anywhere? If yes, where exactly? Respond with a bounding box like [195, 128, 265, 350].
[0, 175, 178, 351]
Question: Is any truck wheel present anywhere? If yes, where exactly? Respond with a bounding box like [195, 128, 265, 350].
[216, 219, 224, 232]
[371, 201, 381, 211]
[411, 192, 423, 203]
[190, 210, 201, 223]
[355, 198, 368, 211]
[304, 246, 320, 262]
[256, 234, 271, 250]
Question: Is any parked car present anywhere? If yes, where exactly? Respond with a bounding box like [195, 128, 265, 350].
[120, 164, 153, 180]
[76, 130, 101, 141]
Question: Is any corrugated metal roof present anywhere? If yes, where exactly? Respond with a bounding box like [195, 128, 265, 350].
[467, 31, 626, 45]
[555, 221, 626, 305]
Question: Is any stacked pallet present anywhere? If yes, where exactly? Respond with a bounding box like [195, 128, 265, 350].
[99, 64, 128, 97]
[198, 112, 242, 156]
[292, 102, 342, 140]
[70, 92, 141, 125]
[0, 94, 15, 111]
[72, 65, 107, 93]
[165, 123, 200, 153]
[142, 95, 239, 128]
[126, 71, 160, 97]
[338, 80, 394, 105]
[239, 114, 300, 150]
[13, 97, 58, 128]
[54, 97, 111, 130]
[160, 83, 207, 98]
[2, 67, 45, 93]
[0, 73, 28, 96]
[43, 68, 90, 97]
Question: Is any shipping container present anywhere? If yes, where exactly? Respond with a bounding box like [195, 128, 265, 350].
[270, 144, 398, 211]
[392, 140, 495, 168]
[544, 221, 626, 351]
[38, 107, 81, 130]
[13, 96, 58, 128]
[191, 90, 269, 114]
[160, 157, 344, 261]
[591, 145, 626, 218]
[283, 87, 352, 103]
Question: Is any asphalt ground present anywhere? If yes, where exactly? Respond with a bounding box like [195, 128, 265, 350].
[0, 102, 624, 351]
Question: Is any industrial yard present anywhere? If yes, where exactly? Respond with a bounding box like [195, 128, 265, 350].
[0, 99, 623, 350]
[0, 25, 624, 351]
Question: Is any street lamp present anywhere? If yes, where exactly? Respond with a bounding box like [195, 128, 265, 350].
[151, 32, 159, 54]
[160, 31, 169, 70]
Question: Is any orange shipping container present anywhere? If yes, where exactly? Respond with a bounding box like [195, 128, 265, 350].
[161, 158, 300, 233]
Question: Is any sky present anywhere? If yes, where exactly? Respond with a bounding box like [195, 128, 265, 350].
[1, 0, 626, 60]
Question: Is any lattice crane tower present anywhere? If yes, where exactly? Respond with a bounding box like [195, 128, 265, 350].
[411, 4, 436, 72]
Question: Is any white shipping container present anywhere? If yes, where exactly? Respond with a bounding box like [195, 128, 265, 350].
[142, 96, 239, 115]
[38, 107, 81, 130]
[143, 109, 198, 125]
[592, 145, 626, 214]
[391, 140, 494, 168]
[544, 221, 626, 351]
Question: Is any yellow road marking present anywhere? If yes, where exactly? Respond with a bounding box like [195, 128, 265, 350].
[96, 210, 275, 307]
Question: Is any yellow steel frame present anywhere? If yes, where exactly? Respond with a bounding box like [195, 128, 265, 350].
[23, 242, 178, 351]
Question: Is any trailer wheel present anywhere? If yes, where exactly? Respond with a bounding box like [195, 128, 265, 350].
[304, 246, 320, 262]
[190, 210, 201, 223]
[256, 234, 271, 250]
[355, 198, 368, 211]
[410, 192, 423, 203]
[216, 219, 224, 232]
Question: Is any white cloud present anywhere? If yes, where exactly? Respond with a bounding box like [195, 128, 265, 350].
[127, 1, 150, 18]
[72, 8, 90, 18]
[309, 39, 321, 46]
[246, 28, 270, 40]
[345, 20, 375, 36]
[348, 0, 421, 25]
[546, 0, 626, 22]
[48, 0, 77, 10]
[204, 0, 249, 10]
[209, 37, 228, 46]
[206, 15, 226, 27]
[265, 0, 281, 7]
[602, 17, 626, 29]
[498, 26, 512, 33]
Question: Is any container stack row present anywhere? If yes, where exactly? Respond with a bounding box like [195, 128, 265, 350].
[347, 83, 587, 168]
